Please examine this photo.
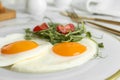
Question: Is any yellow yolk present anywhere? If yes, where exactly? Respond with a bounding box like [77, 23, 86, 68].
[52, 42, 86, 56]
[1, 40, 39, 55]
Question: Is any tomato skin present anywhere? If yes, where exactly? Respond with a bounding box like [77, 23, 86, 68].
[56, 23, 75, 34]
[57, 25, 67, 34]
[33, 23, 48, 32]
[65, 24, 75, 32]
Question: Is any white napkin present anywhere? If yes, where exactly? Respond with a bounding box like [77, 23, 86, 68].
[72, 0, 120, 17]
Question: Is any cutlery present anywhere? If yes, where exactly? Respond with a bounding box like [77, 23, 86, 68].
[106, 70, 120, 80]
[61, 11, 120, 25]
[60, 11, 120, 36]
[86, 21, 120, 36]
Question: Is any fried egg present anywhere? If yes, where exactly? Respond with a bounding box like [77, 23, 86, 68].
[11, 38, 98, 73]
[0, 33, 52, 67]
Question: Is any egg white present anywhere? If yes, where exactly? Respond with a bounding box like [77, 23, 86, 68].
[0, 33, 52, 67]
[11, 38, 98, 73]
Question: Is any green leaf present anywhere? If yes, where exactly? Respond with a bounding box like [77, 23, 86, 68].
[98, 43, 104, 48]
[86, 32, 92, 38]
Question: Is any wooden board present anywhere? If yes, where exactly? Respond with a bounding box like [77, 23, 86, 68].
[0, 9, 16, 21]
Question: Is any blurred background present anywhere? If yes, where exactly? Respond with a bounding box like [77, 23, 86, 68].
[1, 0, 120, 17]
[0, 0, 120, 31]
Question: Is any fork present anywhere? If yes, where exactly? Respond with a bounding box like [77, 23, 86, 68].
[60, 11, 120, 36]
[61, 11, 120, 25]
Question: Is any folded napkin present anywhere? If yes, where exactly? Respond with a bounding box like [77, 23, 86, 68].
[72, 0, 120, 17]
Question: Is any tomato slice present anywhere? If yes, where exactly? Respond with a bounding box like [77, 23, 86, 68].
[33, 23, 48, 32]
[56, 23, 75, 34]
[65, 24, 75, 32]
[57, 25, 67, 34]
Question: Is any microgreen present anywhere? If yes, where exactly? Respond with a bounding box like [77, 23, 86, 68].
[24, 22, 104, 49]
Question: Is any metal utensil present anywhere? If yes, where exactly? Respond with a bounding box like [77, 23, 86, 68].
[86, 21, 120, 36]
[61, 11, 120, 25]
[106, 70, 120, 80]
[60, 11, 120, 36]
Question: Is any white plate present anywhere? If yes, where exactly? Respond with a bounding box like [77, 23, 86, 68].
[0, 23, 120, 80]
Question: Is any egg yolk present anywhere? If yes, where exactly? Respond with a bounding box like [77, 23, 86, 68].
[1, 40, 38, 55]
[52, 42, 86, 56]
